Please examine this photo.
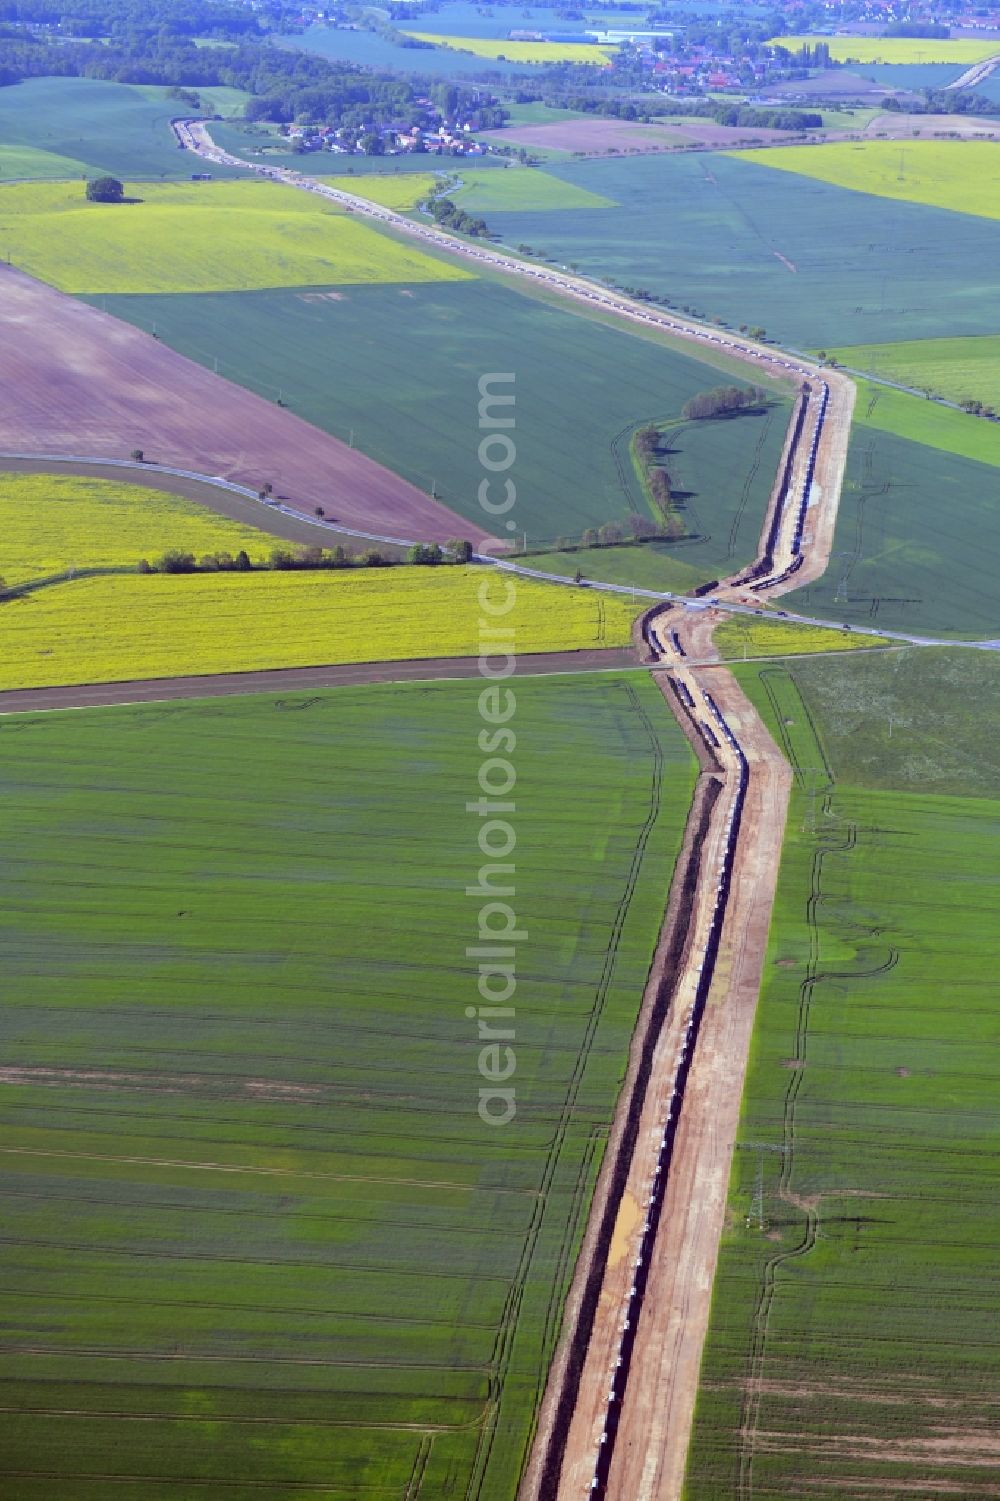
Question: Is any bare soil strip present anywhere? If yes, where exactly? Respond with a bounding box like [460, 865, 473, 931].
[0, 266, 489, 546]
[527, 357, 851, 1501]
[599, 666, 791, 1501]
[0, 648, 639, 716]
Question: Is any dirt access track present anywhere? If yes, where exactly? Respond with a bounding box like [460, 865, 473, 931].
[0, 647, 638, 717]
[525, 362, 851, 1501]
[0, 265, 490, 547]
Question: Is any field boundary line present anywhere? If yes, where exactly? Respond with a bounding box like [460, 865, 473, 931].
[3, 451, 976, 648]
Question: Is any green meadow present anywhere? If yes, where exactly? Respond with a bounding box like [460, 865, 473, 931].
[94, 280, 789, 546]
[0, 179, 469, 294]
[0, 75, 247, 180]
[785, 417, 1000, 638]
[0, 673, 697, 1500]
[833, 341, 1000, 421]
[684, 650, 1000, 1498]
[447, 165, 612, 212]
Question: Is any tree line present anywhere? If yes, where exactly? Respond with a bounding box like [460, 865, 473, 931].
[681, 385, 769, 420]
[136, 538, 474, 574]
[0, 0, 505, 133]
[425, 195, 491, 238]
[529, 91, 822, 132]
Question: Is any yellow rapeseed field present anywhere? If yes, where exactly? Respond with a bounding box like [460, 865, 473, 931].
[731, 140, 1000, 223]
[1, 568, 637, 689]
[402, 32, 615, 64]
[767, 35, 999, 63]
[0, 179, 472, 294]
[715, 616, 891, 658]
[0, 472, 274, 584]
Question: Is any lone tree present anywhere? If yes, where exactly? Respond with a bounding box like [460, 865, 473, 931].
[86, 176, 124, 203]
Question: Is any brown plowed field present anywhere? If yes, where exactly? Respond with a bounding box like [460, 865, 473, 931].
[0, 266, 488, 545]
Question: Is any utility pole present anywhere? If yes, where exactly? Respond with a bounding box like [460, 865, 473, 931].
[737, 1141, 790, 1231]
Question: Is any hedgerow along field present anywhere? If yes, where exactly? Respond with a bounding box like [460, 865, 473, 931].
[517, 403, 793, 589]
[733, 139, 1000, 223]
[0, 75, 247, 180]
[0, 471, 277, 585]
[93, 279, 790, 546]
[479, 150, 1000, 347]
[683, 651, 1000, 1497]
[832, 335, 1000, 413]
[0, 565, 640, 689]
[0, 180, 471, 295]
[0, 672, 697, 1499]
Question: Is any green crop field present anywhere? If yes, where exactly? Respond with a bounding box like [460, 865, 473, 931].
[449, 165, 612, 211]
[741, 646, 1000, 798]
[0, 75, 246, 180]
[853, 378, 1000, 466]
[767, 33, 1000, 63]
[518, 542, 712, 595]
[851, 59, 969, 87]
[0, 179, 470, 295]
[684, 650, 1000, 1498]
[0, 143, 93, 182]
[0, 672, 697, 1499]
[319, 172, 441, 209]
[320, 166, 611, 213]
[0, 471, 275, 585]
[474, 150, 1000, 347]
[784, 420, 1000, 638]
[500, 103, 591, 125]
[734, 139, 1000, 223]
[93, 279, 790, 546]
[833, 337, 1000, 414]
